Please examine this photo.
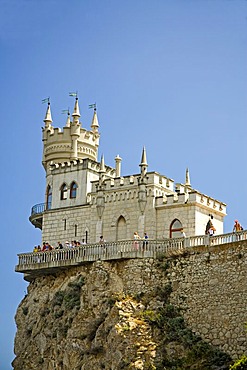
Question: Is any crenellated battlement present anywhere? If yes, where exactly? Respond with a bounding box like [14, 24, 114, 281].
[156, 190, 226, 215]
[49, 158, 116, 178]
[91, 171, 174, 193]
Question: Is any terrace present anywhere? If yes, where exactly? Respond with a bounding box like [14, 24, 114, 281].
[15, 230, 247, 281]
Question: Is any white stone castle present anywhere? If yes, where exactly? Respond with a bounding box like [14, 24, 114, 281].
[30, 97, 226, 246]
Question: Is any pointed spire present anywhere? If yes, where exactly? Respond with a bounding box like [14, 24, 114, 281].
[140, 146, 148, 166]
[43, 102, 52, 127]
[72, 98, 80, 119]
[91, 109, 99, 132]
[66, 112, 71, 127]
[185, 168, 191, 187]
[99, 154, 106, 173]
[139, 146, 148, 178]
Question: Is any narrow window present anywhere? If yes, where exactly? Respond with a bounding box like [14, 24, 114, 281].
[46, 185, 52, 210]
[63, 219, 66, 231]
[70, 181, 78, 199]
[85, 230, 88, 244]
[74, 224, 77, 237]
[60, 183, 68, 200]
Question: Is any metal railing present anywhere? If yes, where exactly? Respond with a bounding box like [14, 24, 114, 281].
[31, 203, 50, 215]
[15, 230, 247, 274]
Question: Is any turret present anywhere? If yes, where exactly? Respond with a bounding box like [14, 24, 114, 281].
[71, 98, 81, 160]
[43, 102, 53, 129]
[91, 108, 99, 133]
[115, 154, 122, 177]
[42, 96, 100, 170]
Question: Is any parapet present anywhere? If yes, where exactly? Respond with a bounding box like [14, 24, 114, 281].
[156, 189, 226, 215]
[43, 124, 100, 168]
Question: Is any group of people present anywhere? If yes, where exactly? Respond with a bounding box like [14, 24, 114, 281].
[33, 239, 87, 252]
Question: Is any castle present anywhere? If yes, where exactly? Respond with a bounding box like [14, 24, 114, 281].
[30, 97, 226, 247]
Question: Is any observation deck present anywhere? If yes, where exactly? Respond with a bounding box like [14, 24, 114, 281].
[15, 231, 247, 281]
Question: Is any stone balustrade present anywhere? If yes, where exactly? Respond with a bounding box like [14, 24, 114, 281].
[15, 230, 247, 280]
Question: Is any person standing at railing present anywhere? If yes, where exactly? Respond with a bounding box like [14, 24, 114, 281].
[233, 220, 242, 241]
[142, 232, 149, 250]
[133, 231, 141, 250]
[99, 236, 106, 245]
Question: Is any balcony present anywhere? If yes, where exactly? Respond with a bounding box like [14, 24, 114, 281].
[29, 202, 51, 230]
[15, 231, 247, 281]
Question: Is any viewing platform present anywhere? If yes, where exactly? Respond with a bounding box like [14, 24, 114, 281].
[15, 231, 247, 281]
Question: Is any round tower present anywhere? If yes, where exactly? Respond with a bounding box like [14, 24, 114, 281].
[42, 98, 100, 170]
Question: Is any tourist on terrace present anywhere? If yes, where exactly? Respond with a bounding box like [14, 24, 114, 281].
[142, 232, 149, 249]
[133, 231, 140, 250]
[99, 236, 105, 245]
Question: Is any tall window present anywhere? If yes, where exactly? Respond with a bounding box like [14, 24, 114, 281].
[116, 216, 127, 241]
[46, 185, 52, 210]
[60, 183, 68, 200]
[70, 181, 78, 199]
[170, 219, 183, 238]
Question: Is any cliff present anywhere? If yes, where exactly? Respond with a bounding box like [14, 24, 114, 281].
[13, 243, 247, 369]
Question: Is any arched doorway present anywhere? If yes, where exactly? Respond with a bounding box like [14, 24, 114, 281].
[116, 216, 127, 241]
[170, 219, 183, 238]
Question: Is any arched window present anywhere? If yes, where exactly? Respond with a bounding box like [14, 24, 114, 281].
[170, 219, 183, 238]
[60, 183, 68, 200]
[116, 216, 127, 241]
[70, 181, 78, 199]
[46, 185, 52, 210]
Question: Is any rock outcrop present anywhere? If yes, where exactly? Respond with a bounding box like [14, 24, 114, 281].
[13, 251, 235, 370]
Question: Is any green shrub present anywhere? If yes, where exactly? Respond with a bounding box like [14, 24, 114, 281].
[230, 355, 247, 370]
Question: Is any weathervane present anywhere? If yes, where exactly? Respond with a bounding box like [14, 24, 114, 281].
[62, 108, 70, 115]
[89, 102, 97, 111]
[42, 97, 50, 104]
[69, 91, 78, 98]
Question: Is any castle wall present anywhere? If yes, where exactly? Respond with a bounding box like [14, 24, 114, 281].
[168, 242, 247, 357]
[42, 206, 92, 245]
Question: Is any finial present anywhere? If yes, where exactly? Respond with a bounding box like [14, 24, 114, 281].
[99, 154, 106, 173]
[70, 92, 80, 118]
[90, 103, 99, 131]
[185, 168, 191, 187]
[62, 109, 71, 127]
[115, 154, 122, 177]
[139, 146, 148, 177]
[43, 98, 52, 126]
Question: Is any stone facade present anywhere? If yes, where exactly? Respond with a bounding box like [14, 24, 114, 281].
[37, 98, 226, 247]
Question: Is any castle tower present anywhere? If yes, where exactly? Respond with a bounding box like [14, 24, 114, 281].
[42, 98, 100, 170]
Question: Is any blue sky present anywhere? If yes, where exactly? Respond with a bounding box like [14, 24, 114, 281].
[0, 1, 247, 368]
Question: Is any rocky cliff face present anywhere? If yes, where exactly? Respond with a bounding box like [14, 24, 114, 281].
[13, 256, 232, 370]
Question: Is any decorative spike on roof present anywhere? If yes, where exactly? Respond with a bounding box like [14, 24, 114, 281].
[43, 102, 52, 126]
[99, 154, 106, 173]
[91, 109, 99, 132]
[139, 146, 148, 167]
[185, 167, 191, 187]
[72, 98, 80, 118]
[65, 112, 71, 127]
